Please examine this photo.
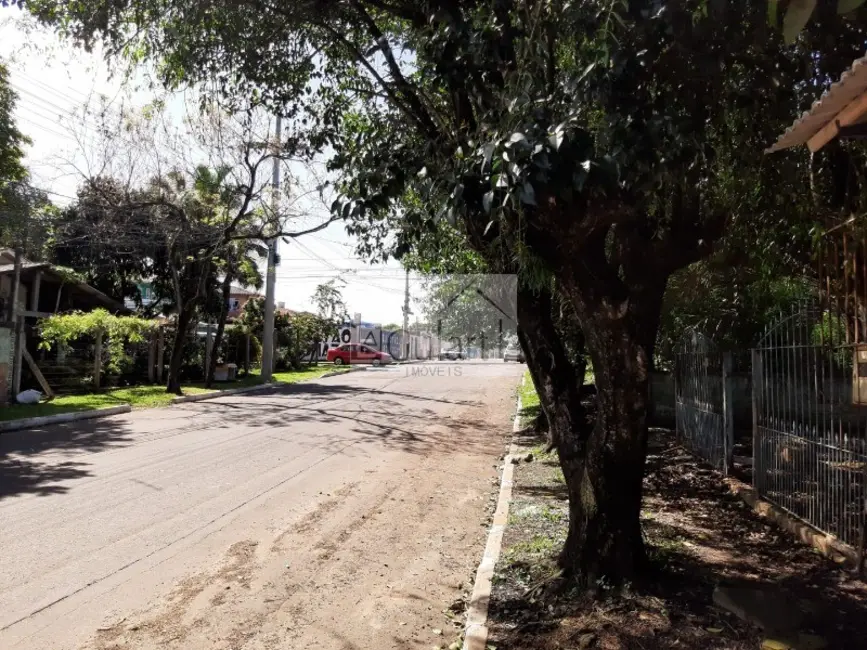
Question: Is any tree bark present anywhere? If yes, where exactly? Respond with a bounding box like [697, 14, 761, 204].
[166, 305, 197, 395]
[165, 258, 212, 395]
[205, 273, 233, 388]
[516, 286, 586, 453]
[555, 276, 666, 587]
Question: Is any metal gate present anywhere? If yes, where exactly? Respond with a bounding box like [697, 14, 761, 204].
[674, 330, 733, 473]
[753, 302, 867, 550]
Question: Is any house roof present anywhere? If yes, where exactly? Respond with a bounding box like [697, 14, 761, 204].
[767, 52, 867, 153]
[0, 261, 51, 274]
[229, 284, 262, 297]
[0, 254, 126, 313]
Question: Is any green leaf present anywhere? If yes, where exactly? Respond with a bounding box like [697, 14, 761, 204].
[838, 0, 866, 13]
[481, 143, 496, 171]
[768, 0, 778, 25]
[520, 182, 536, 206]
[483, 190, 494, 213]
[509, 132, 527, 146]
[576, 62, 596, 85]
[782, 0, 816, 44]
[484, 220, 494, 235]
[548, 131, 564, 151]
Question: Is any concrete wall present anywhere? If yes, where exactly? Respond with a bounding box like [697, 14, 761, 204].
[0, 326, 11, 403]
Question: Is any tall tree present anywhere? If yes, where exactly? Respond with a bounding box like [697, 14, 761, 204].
[0, 59, 50, 255]
[44, 98, 334, 394]
[203, 238, 265, 387]
[21, 0, 867, 585]
[51, 177, 151, 304]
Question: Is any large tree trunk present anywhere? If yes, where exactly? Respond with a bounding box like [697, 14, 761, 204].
[555, 277, 666, 586]
[166, 304, 197, 395]
[205, 274, 233, 388]
[516, 286, 586, 453]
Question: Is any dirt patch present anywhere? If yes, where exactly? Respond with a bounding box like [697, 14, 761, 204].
[93, 540, 260, 649]
[487, 428, 867, 649]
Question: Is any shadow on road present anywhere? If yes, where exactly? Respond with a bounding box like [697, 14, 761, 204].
[199, 381, 496, 457]
[1, 377, 502, 501]
[0, 417, 133, 500]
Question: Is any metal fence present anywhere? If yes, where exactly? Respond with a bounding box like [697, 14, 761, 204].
[752, 301, 867, 550]
[674, 329, 733, 473]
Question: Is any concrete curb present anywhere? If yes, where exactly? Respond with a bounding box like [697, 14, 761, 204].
[464, 383, 523, 650]
[171, 383, 277, 405]
[0, 404, 132, 433]
[724, 477, 857, 567]
[319, 366, 367, 378]
[170, 367, 365, 405]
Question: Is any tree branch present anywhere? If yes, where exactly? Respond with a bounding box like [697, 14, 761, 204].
[360, 0, 426, 23]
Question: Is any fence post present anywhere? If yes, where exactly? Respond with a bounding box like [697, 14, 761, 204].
[859, 462, 867, 577]
[11, 320, 24, 397]
[751, 348, 761, 495]
[156, 327, 165, 384]
[723, 351, 734, 475]
[147, 332, 156, 383]
[673, 358, 680, 444]
[204, 320, 213, 378]
[93, 329, 103, 390]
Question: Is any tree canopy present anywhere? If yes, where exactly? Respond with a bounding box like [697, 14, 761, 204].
[0, 58, 55, 254]
[19, 0, 867, 584]
[0, 61, 27, 195]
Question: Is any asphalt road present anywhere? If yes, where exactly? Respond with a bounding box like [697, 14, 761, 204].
[0, 361, 522, 650]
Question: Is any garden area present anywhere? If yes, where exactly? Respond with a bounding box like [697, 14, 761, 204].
[0, 365, 347, 423]
[485, 373, 867, 650]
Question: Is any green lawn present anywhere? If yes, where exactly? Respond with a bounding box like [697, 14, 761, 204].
[517, 365, 595, 427]
[0, 364, 348, 423]
[518, 370, 541, 427]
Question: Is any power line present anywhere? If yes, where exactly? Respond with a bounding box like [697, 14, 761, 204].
[14, 71, 103, 108]
[290, 236, 345, 272]
[11, 82, 104, 131]
[6, 179, 77, 202]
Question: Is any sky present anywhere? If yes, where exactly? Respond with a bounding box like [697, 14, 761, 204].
[0, 10, 427, 326]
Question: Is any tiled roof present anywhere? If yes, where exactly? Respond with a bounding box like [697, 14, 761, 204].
[767, 53, 867, 153]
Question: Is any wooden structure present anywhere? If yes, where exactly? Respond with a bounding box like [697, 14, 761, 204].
[767, 53, 867, 153]
[0, 249, 126, 399]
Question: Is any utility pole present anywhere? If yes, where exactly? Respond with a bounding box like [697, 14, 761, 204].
[402, 267, 410, 360]
[261, 115, 281, 382]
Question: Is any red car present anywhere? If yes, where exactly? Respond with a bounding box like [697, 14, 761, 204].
[326, 343, 394, 366]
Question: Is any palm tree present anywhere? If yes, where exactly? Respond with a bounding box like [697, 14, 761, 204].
[205, 238, 266, 387]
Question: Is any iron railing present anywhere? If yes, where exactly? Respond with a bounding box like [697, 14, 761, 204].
[674, 329, 733, 473]
[753, 302, 867, 551]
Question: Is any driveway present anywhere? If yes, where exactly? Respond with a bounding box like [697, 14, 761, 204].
[0, 361, 522, 649]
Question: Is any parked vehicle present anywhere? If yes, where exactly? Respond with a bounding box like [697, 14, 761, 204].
[503, 347, 525, 363]
[326, 343, 393, 366]
[438, 348, 463, 361]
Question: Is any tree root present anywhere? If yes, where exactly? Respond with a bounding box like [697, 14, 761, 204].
[522, 568, 567, 600]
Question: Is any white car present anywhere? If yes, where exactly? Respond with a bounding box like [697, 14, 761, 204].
[504, 347, 525, 363]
